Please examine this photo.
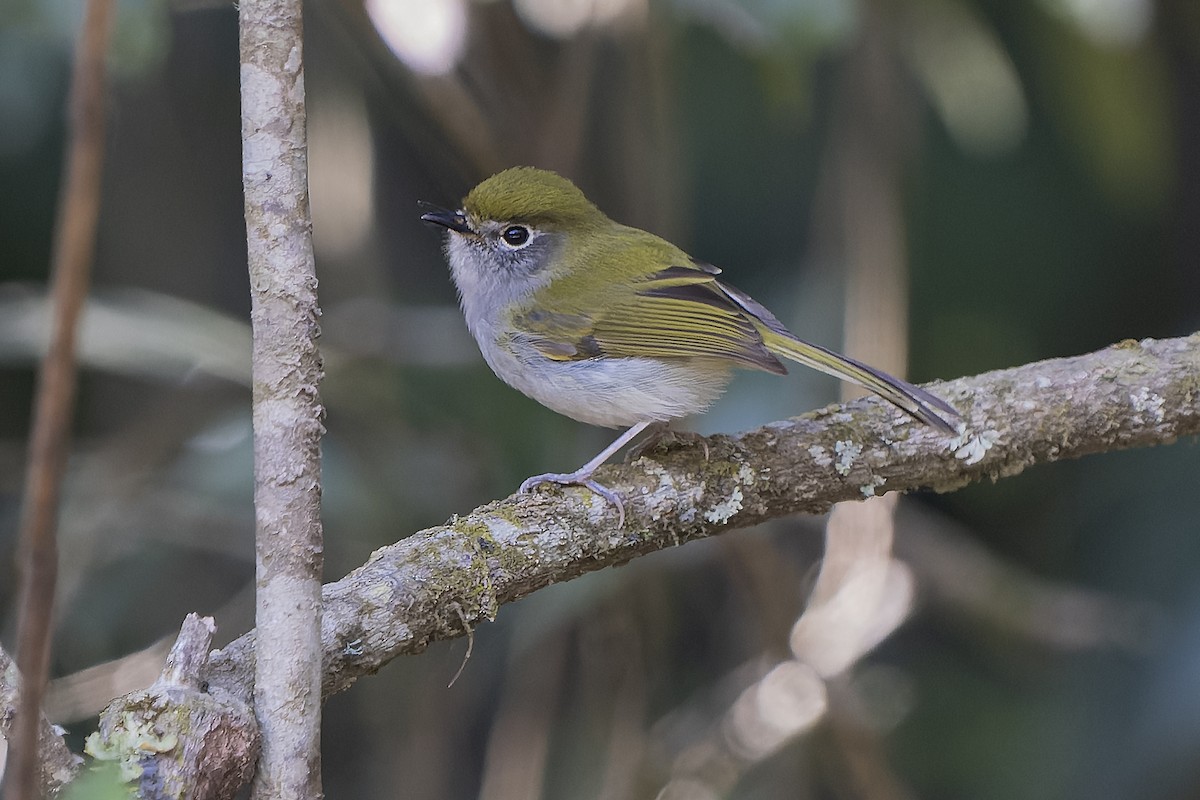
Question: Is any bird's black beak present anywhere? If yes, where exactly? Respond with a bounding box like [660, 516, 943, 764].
[419, 203, 473, 235]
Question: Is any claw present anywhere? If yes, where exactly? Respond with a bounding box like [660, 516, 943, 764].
[520, 472, 626, 528]
[581, 479, 626, 528]
[517, 421, 653, 528]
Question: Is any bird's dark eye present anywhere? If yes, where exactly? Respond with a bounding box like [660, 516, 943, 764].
[501, 225, 530, 247]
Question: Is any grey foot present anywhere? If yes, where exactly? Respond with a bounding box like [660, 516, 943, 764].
[520, 472, 626, 527]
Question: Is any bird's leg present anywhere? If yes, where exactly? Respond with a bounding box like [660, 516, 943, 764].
[519, 420, 654, 527]
[626, 422, 709, 462]
[624, 421, 669, 462]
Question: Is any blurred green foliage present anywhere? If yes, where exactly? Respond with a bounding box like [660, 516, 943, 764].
[2, 0, 1199, 797]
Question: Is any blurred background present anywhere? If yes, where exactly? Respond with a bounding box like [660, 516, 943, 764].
[3, 0, 1200, 797]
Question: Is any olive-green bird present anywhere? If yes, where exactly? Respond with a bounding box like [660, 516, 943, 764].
[422, 167, 958, 524]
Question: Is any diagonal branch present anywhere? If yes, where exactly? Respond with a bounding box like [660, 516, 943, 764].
[202, 333, 1200, 703]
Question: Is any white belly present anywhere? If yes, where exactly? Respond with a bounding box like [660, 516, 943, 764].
[479, 330, 731, 428]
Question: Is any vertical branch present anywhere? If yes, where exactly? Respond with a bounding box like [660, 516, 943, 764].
[239, 0, 326, 795]
[7, 0, 115, 797]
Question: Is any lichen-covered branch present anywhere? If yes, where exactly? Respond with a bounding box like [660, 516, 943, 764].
[203, 333, 1200, 704]
[84, 615, 258, 800]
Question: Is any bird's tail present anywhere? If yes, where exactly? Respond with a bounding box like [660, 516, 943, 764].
[760, 328, 959, 433]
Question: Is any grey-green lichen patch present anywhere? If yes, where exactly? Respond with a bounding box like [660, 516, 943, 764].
[860, 475, 887, 498]
[459, 511, 524, 550]
[833, 440, 863, 476]
[639, 460, 699, 524]
[85, 705, 182, 783]
[946, 424, 1000, 466]
[638, 459, 672, 488]
[699, 460, 759, 524]
[397, 526, 501, 625]
[807, 444, 832, 469]
[1129, 387, 1166, 423]
[703, 485, 743, 523]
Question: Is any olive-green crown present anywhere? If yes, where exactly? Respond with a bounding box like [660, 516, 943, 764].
[463, 167, 604, 229]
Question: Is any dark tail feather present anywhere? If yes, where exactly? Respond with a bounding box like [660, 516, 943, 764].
[761, 329, 960, 432]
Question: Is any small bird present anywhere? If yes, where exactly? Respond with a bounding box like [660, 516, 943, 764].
[422, 167, 958, 525]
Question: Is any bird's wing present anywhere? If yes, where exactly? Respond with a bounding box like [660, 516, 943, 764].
[516, 263, 787, 374]
[516, 254, 959, 431]
[510, 309, 603, 360]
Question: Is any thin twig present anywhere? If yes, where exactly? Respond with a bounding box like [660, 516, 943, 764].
[7, 0, 115, 796]
[446, 605, 474, 689]
[239, 0, 326, 795]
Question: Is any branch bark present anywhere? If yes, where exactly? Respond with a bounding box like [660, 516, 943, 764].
[0, 646, 82, 797]
[239, 0, 325, 794]
[75, 333, 1197, 799]
[84, 615, 258, 800]
[200, 333, 1200, 705]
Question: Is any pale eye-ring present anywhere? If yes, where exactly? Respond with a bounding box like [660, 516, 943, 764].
[500, 225, 531, 248]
